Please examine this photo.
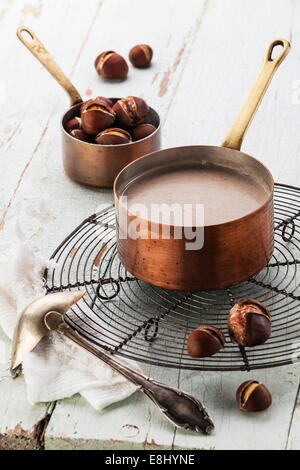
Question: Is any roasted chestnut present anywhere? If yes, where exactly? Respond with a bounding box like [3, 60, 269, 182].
[94, 51, 128, 80]
[80, 96, 114, 115]
[129, 44, 153, 68]
[132, 123, 156, 141]
[81, 100, 116, 135]
[69, 128, 90, 142]
[236, 380, 272, 411]
[65, 116, 81, 132]
[187, 325, 225, 358]
[228, 299, 271, 347]
[112, 96, 149, 127]
[95, 128, 132, 145]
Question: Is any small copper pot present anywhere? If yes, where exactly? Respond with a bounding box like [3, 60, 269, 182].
[114, 39, 290, 291]
[17, 27, 161, 188]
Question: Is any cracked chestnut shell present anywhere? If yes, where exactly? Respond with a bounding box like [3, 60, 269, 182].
[187, 325, 225, 358]
[236, 380, 272, 411]
[228, 299, 271, 347]
[94, 51, 128, 80]
[112, 96, 149, 127]
[129, 44, 153, 68]
[95, 128, 132, 145]
[81, 100, 116, 135]
[132, 123, 156, 141]
[69, 128, 90, 142]
[80, 96, 114, 115]
[65, 116, 81, 132]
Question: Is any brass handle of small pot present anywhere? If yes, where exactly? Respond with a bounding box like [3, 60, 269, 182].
[222, 38, 290, 151]
[16, 26, 82, 106]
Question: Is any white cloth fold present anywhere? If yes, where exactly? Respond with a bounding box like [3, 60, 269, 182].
[0, 223, 139, 410]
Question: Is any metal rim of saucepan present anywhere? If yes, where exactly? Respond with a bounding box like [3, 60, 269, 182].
[113, 144, 274, 229]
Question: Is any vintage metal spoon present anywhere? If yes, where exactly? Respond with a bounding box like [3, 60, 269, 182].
[11, 291, 214, 435]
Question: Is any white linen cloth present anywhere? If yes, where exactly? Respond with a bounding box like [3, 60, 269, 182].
[0, 223, 139, 410]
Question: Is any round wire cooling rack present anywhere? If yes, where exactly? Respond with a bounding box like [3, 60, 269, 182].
[44, 183, 300, 372]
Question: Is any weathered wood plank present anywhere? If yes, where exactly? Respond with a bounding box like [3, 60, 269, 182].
[0, 0, 105, 450]
[163, 0, 297, 184]
[0, 329, 51, 450]
[45, 394, 148, 450]
[286, 383, 300, 450]
[45, 364, 177, 450]
[173, 365, 299, 450]
[0, 0, 103, 230]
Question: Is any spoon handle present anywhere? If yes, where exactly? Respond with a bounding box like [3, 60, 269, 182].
[45, 311, 214, 435]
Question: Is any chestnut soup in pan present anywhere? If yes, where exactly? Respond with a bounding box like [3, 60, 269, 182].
[121, 163, 269, 226]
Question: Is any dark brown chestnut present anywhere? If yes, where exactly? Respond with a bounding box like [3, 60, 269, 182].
[69, 128, 90, 142]
[129, 44, 153, 68]
[94, 51, 128, 80]
[228, 299, 271, 347]
[112, 96, 149, 127]
[81, 100, 116, 135]
[236, 380, 272, 411]
[95, 128, 132, 145]
[80, 96, 114, 115]
[65, 116, 81, 133]
[187, 325, 225, 358]
[132, 123, 156, 141]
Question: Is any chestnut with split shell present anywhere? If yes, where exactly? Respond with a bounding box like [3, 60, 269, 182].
[228, 298, 271, 347]
[65, 116, 81, 132]
[236, 380, 272, 411]
[81, 100, 116, 135]
[113, 96, 149, 127]
[187, 325, 225, 358]
[17, 27, 161, 188]
[95, 128, 132, 145]
[133, 123, 156, 141]
[129, 44, 153, 68]
[70, 128, 89, 142]
[95, 51, 128, 80]
[80, 96, 114, 115]
[228, 298, 272, 347]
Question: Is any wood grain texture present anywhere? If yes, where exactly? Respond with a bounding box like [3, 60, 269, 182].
[286, 382, 300, 450]
[0, 0, 106, 450]
[45, 364, 179, 450]
[163, 0, 297, 184]
[0, 330, 51, 450]
[173, 365, 299, 450]
[0, 0, 299, 450]
[0, 0, 102, 229]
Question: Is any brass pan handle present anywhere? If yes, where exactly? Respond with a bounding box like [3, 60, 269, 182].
[16, 26, 82, 106]
[222, 38, 290, 151]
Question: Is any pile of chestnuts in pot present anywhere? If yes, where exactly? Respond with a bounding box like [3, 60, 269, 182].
[187, 298, 273, 412]
[65, 95, 157, 145]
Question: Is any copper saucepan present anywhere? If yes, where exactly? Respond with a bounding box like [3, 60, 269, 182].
[114, 39, 290, 291]
[16, 27, 161, 188]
